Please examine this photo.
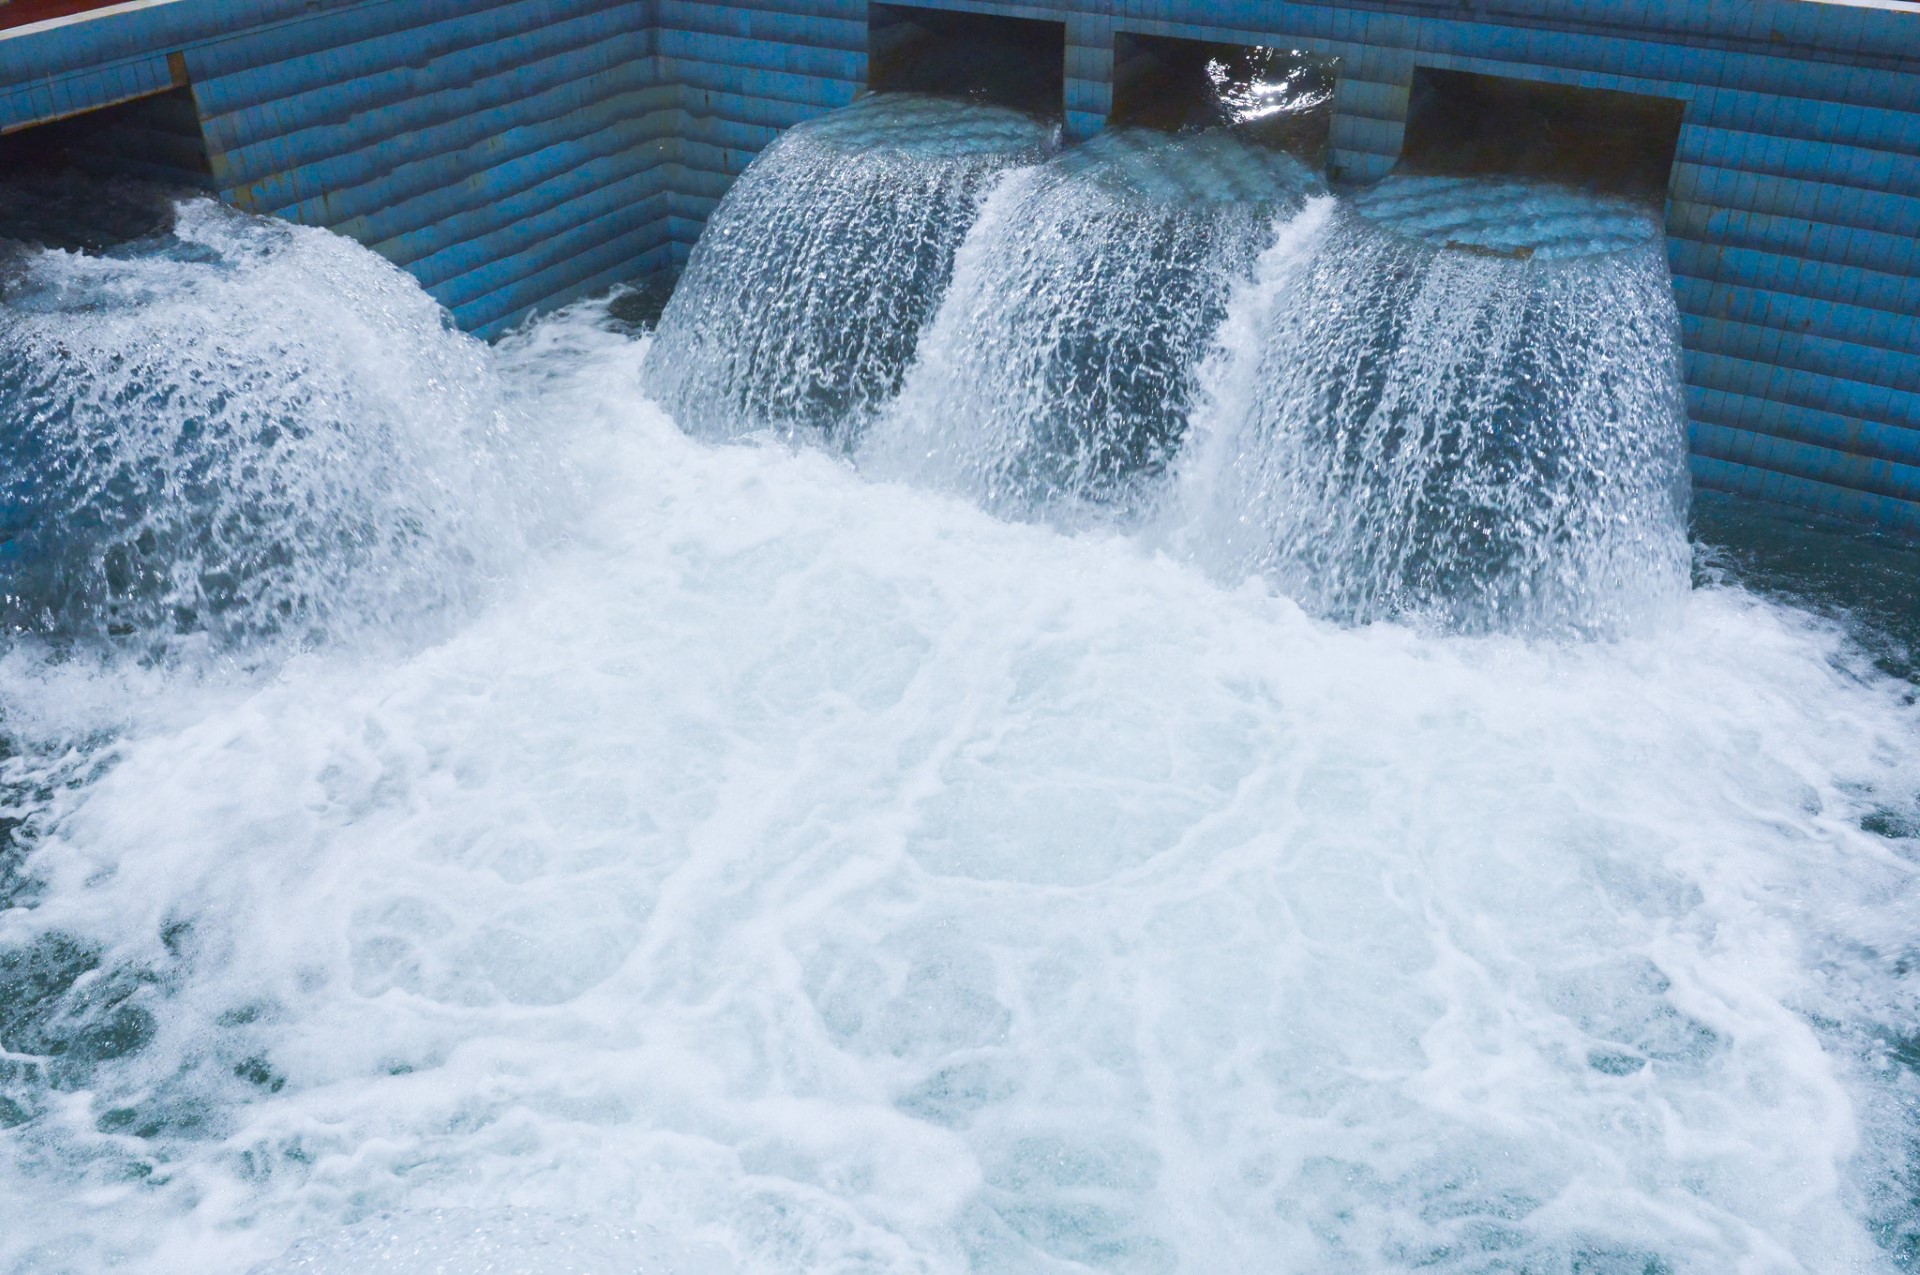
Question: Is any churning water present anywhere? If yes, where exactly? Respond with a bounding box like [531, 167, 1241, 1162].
[3, 100, 1920, 1275]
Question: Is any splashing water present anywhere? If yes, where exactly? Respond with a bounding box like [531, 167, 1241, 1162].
[0, 173, 1918, 1275]
[0, 201, 528, 660]
[641, 94, 1054, 443]
[1175, 177, 1691, 634]
[648, 108, 1691, 636]
[863, 127, 1320, 518]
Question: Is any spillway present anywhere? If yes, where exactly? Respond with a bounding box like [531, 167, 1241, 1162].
[684, 97, 1687, 632]
[1, 104, 1919, 1275]
[1175, 176, 1692, 634]
[863, 126, 1321, 518]
[641, 94, 1053, 444]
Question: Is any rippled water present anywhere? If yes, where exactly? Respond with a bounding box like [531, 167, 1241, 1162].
[1, 154, 1918, 1275]
[1353, 175, 1660, 261]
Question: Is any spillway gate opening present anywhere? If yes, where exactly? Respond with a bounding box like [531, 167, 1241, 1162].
[1399, 67, 1684, 201]
[867, 3, 1066, 118]
[1111, 35, 1337, 163]
[0, 72, 213, 252]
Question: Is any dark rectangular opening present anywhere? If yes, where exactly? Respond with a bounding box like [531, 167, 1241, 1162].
[0, 84, 213, 251]
[1400, 67, 1684, 199]
[1111, 35, 1337, 160]
[868, 4, 1065, 117]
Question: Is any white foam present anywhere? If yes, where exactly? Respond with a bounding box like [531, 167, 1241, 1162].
[248, 1207, 732, 1275]
[0, 287, 1916, 1275]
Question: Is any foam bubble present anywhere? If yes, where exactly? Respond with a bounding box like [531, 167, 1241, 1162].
[0, 225, 1916, 1275]
[250, 1208, 733, 1275]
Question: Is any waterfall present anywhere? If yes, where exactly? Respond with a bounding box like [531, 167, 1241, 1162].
[862, 127, 1322, 519]
[658, 118, 1693, 632]
[1174, 177, 1692, 634]
[641, 94, 1054, 444]
[0, 199, 526, 658]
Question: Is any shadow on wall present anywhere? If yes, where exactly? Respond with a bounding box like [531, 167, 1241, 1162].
[0, 85, 213, 251]
[1400, 67, 1684, 199]
[868, 3, 1065, 116]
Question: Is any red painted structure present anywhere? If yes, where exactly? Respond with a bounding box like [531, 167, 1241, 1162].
[0, 0, 131, 32]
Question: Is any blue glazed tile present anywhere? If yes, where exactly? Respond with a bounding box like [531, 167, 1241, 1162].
[1861, 147, 1900, 196]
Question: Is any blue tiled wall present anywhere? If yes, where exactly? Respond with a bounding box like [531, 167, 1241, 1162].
[1, 0, 675, 338]
[2, 0, 1917, 532]
[647, 0, 1920, 533]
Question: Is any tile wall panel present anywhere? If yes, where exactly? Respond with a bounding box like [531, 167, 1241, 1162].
[2, 0, 670, 338]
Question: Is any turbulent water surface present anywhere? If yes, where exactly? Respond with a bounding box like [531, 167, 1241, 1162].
[1, 144, 1919, 1275]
